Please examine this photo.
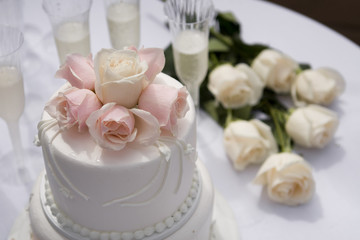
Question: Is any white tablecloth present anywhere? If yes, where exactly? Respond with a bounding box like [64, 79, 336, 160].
[1, 0, 360, 239]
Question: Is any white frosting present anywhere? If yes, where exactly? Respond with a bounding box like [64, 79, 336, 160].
[36, 73, 199, 233]
[40, 168, 201, 240]
[30, 161, 214, 240]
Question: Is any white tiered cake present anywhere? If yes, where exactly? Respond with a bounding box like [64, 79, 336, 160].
[31, 48, 216, 240]
[8, 48, 238, 240]
[30, 74, 214, 240]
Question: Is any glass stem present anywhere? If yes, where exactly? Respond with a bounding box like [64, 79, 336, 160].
[6, 119, 24, 171]
[187, 83, 200, 112]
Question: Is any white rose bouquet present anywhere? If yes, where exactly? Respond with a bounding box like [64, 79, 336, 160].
[162, 11, 344, 207]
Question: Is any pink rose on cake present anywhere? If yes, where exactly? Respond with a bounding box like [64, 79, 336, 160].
[45, 87, 102, 132]
[86, 103, 161, 151]
[138, 84, 189, 136]
[94, 47, 165, 108]
[55, 54, 96, 90]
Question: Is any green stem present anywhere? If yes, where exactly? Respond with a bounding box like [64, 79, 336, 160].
[210, 28, 234, 47]
[225, 108, 233, 128]
[269, 106, 292, 153]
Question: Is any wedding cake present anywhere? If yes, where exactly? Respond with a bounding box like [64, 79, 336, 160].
[28, 47, 216, 240]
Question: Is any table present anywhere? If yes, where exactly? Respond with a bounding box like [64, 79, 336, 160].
[1, 0, 360, 239]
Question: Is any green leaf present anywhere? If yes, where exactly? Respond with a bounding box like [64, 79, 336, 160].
[163, 44, 178, 80]
[216, 12, 241, 37]
[232, 105, 252, 120]
[218, 12, 238, 23]
[299, 63, 311, 71]
[204, 100, 220, 123]
[209, 38, 230, 52]
[253, 89, 293, 152]
[269, 107, 293, 153]
[210, 28, 234, 47]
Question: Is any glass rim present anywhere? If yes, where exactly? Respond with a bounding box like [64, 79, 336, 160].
[167, 16, 212, 26]
[0, 25, 24, 59]
[42, 0, 93, 18]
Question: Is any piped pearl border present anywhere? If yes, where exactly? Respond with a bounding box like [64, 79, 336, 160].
[40, 168, 202, 240]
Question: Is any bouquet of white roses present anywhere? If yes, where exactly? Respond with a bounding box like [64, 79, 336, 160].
[163, 12, 344, 206]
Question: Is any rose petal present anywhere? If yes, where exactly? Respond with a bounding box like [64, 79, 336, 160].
[138, 84, 188, 135]
[127, 46, 165, 83]
[75, 91, 102, 132]
[99, 77, 144, 108]
[139, 84, 177, 126]
[130, 108, 161, 145]
[55, 54, 96, 90]
[94, 49, 113, 102]
[137, 48, 165, 83]
[175, 87, 189, 118]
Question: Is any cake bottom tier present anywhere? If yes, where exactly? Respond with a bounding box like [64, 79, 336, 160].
[29, 161, 214, 240]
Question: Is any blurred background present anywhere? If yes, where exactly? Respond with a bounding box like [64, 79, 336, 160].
[266, 0, 360, 46]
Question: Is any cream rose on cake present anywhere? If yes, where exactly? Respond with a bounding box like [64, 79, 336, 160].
[251, 49, 299, 93]
[223, 119, 278, 170]
[254, 152, 315, 206]
[291, 67, 345, 106]
[45, 87, 102, 132]
[285, 104, 338, 148]
[208, 63, 264, 108]
[94, 47, 165, 108]
[86, 103, 161, 151]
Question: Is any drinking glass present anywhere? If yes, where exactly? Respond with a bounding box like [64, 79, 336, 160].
[43, 0, 92, 64]
[165, 0, 214, 110]
[0, 25, 25, 173]
[104, 0, 140, 49]
[0, 0, 23, 30]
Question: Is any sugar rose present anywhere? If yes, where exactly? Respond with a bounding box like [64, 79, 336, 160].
[86, 103, 160, 151]
[251, 49, 299, 93]
[285, 104, 338, 148]
[291, 67, 345, 107]
[223, 119, 278, 171]
[208, 64, 264, 109]
[94, 48, 165, 108]
[45, 87, 102, 132]
[254, 152, 315, 206]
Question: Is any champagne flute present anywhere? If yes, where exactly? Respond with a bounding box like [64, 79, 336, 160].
[43, 0, 92, 64]
[0, 25, 25, 175]
[165, 0, 214, 111]
[104, 0, 140, 49]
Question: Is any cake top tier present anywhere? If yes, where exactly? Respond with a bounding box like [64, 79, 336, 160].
[42, 47, 191, 153]
[35, 48, 199, 234]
